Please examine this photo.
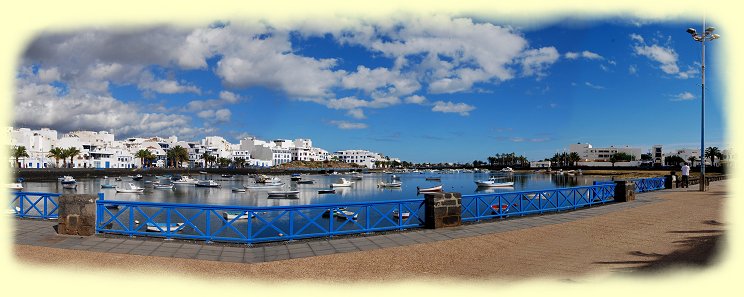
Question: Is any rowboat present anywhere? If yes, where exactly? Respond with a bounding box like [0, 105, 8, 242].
[475, 177, 514, 187]
[244, 182, 284, 189]
[195, 180, 220, 187]
[377, 181, 402, 188]
[267, 190, 300, 198]
[116, 183, 144, 193]
[145, 222, 184, 232]
[231, 187, 246, 192]
[222, 211, 254, 220]
[331, 178, 354, 187]
[417, 185, 443, 193]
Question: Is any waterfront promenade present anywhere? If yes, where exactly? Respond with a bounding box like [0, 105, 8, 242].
[12, 181, 726, 281]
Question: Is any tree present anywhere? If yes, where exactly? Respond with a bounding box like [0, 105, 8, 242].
[487, 156, 496, 166]
[688, 156, 698, 167]
[48, 147, 65, 168]
[705, 147, 722, 166]
[568, 152, 581, 167]
[64, 147, 81, 168]
[135, 149, 151, 168]
[641, 153, 652, 161]
[233, 157, 246, 168]
[217, 157, 231, 168]
[12, 146, 29, 168]
[609, 152, 633, 167]
[664, 155, 685, 166]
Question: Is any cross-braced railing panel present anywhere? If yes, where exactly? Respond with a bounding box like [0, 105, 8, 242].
[11, 192, 61, 219]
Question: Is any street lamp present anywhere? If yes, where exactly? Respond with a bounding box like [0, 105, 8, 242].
[686, 22, 720, 191]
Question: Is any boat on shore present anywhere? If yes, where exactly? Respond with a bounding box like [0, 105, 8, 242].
[331, 178, 354, 187]
[116, 183, 144, 193]
[475, 177, 514, 187]
[417, 185, 443, 193]
[195, 180, 220, 187]
[267, 190, 300, 198]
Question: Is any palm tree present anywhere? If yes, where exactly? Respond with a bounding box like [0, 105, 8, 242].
[135, 149, 151, 168]
[705, 147, 722, 167]
[688, 156, 698, 167]
[487, 156, 496, 166]
[201, 152, 211, 168]
[233, 157, 246, 168]
[171, 146, 189, 168]
[12, 146, 30, 168]
[217, 157, 231, 168]
[568, 152, 581, 167]
[48, 147, 65, 168]
[63, 147, 81, 168]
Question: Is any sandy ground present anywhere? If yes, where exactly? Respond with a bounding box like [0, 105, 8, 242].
[12, 183, 726, 283]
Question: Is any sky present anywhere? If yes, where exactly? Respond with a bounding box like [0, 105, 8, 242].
[13, 15, 727, 163]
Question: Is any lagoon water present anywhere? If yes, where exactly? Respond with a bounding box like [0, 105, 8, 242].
[22, 172, 613, 207]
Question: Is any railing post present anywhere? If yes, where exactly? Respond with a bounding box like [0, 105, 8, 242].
[19, 194, 24, 218]
[96, 193, 104, 233]
[289, 210, 294, 239]
[475, 197, 480, 222]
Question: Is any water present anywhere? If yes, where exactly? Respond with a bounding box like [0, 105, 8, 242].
[21, 172, 612, 206]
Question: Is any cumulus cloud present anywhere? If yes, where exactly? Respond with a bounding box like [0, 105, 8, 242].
[585, 82, 605, 90]
[404, 95, 427, 105]
[329, 120, 368, 129]
[671, 91, 696, 101]
[520, 47, 560, 78]
[196, 108, 232, 123]
[564, 51, 603, 60]
[431, 101, 475, 116]
[631, 33, 695, 79]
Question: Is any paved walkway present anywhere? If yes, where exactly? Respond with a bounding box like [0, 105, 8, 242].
[12, 181, 727, 280]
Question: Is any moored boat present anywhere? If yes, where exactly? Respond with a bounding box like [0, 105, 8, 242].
[475, 177, 514, 187]
[417, 185, 443, 193]
[377, 181, 402, 188]
[222, 211, 254, 220]
[144, 222, 184, 232]
[424, 176, 441, 181]
[267, 190, 300, 198]
[318, 189, 336, 194]
[172, 175, 198, 185]
[131, 174, 144, 181]
[7, 183, 23, 190]
[116, 183, 144, 193]
[331, 178, 354, 187]
[60, 176, 76, 184]
[392, 209, 410, 219]
[153, 184, 174, 190]
[195, 180, 220, 187]
[100, 184, 116, 189]
[296, 180, 314, 184]
[244, 182, 284, 189]
[231, 187, 246, 192]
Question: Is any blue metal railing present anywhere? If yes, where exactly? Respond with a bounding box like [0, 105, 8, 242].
[630, 177, 666, 193]
[95, 194, 425, 244]
[460, 184, 616, 222]
[11, 191, 61, 219]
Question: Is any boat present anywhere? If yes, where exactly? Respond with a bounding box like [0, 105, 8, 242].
[60, 176, 76, 184]
[63, 183, 77, 189]
[331, 178, 354, 187]
[103, 176, 108, 179]
[290, 173, 301, 181]
[100, 184, 116, 189]
[491, 204, 511, 213]
[323, 208, 358, 220]
[153, 184, 174, 190]
[196, 180, 220, 187]
[500, 167, 514, 172]
[318, 189, 336, 194]
[231, 187, 246, 192]
[115, 177, 122, 181]
[351, 174, 363, 180]
[221, 174, 233, 178]
[116, 183, 144, 193]
[267, 190, 300, 198]
[377, 181, 402, 188]
[7, 183, 23, 190]
[417, 185, 443, 193]
[222, 211, 254, 220]
[424, 176, 441, 181]
[392, 209, 410, 219]
[7, 206, 21, 215]
[172, 176, 198, 185]
[475, 177, 514, 187]
[244, 182, 284, 189]
[199, 171, 208, 174]
[104, 204, 120, 210]
[144, 222, 184, 232]
[132, 174, 144, 181]
[255, 175, 281, 184]
[296, 180, 314, 184]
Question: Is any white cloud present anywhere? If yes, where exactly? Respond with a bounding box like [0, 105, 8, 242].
[138, 78, 201, 94]
[341, 66, 420, 96]
[585, 82, 605, 90]
[629, 64, 638, 75]
[431, 101, 475, 116]
[564, 51, 603, 60]
[404, 95, 427, 105]
[219, 90, 240, 103]
[196, 108, 231, 123]
[520, 47, 560, 78]
[347, 109, 366, 119]
[631, 33, 694, 79]
[329, 120, 367, 129]
[671, 92, 696, 101]
[629, 33, 644, 43]
[37, 67, 61, 83]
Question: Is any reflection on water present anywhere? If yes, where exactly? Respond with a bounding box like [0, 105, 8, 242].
[21, 172, 612, 207]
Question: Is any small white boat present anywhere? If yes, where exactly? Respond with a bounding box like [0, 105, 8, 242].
[115, 177, 122, 181]
[392, 209, 410, 219]
[378, 181, 402, 188]
[195, 180, 220, 187]
[7, 183, 23, 190]
[222, 211, 254, 220]
[60, 176, 76, 184]
[500, 167, 514, 172]
[267, 190, 300, 198]
[331, 178, 354, 187]
[231, 187, 246, 192]
[199, 171, 208, 174]
[153, 184, 174, 190]
[63, 183, 77, 189]
[417, 185, 443, 193]
[255, 175, 281, 184]
[351, 174, 363, 180]
[103, 176, 108, 179]
[7, 206, 21, 215]
[172, 176, 198, 185]
[475, 177, 514, 187]
[131, 174, 144, 181]
[324, 208, 358, 220]
[244, 182, 284, 189]
[145, 222, 184, 232]
[116, 183, 144, 193]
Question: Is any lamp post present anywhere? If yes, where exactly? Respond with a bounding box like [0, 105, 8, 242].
[686, 21, 720, 191]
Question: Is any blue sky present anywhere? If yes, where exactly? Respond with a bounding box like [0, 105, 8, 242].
[14, 16, 726, 163]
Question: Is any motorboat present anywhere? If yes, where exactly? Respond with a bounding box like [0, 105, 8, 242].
[222, 211, 254, 220]
[331, 178, 354, 187]
[199, 171, 208, 174]
[115, 177, 122, 181]
[323, 208, 358, 220]
[377, 181, 402, 188]
[116, 183, 144, 193]
[244, 182, 284, 189]
[318, 189, 336, 194]
[7, 183, 23, 190]
[290, 173, 301, 181]
[475, 177, 514, 187]
[267, 190, 300, 198]
[351, 174, 363, 180]
[144, 222, 184, 232]
[221, 174, 233, 178]
[63, 183, 77, 189]
[172, 176, 198, 185]
[255, 175, 281, 184]
[392, 209, 410, 219]
[417, 185, 443, 193]
[231, 187, 246, 192]
[500, 167, 514, 173]
[424, 176, 441, 181]
[131, 174, 144, 181]
[60, 176, 76, 184]
[153, 184, 174, 190]
[100, 184, 116, 189]
[296, 180, 314, 184]
[196, 180, 220, 187]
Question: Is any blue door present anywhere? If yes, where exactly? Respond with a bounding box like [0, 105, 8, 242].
[105, 161, 110, 168]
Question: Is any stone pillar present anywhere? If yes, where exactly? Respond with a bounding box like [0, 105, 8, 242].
[424, 192, 462, 229]
[57, 194, 97, 236]
[613, 181, 636, 202]
[664, 175, 677, 189]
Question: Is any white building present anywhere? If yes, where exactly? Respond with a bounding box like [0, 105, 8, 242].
[569, 143, 642, 166]
[667, 148, 702, 166]
[8, 127, 58, 168]
[530, 161, 552, 168]
[333, 150, 386, 168]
